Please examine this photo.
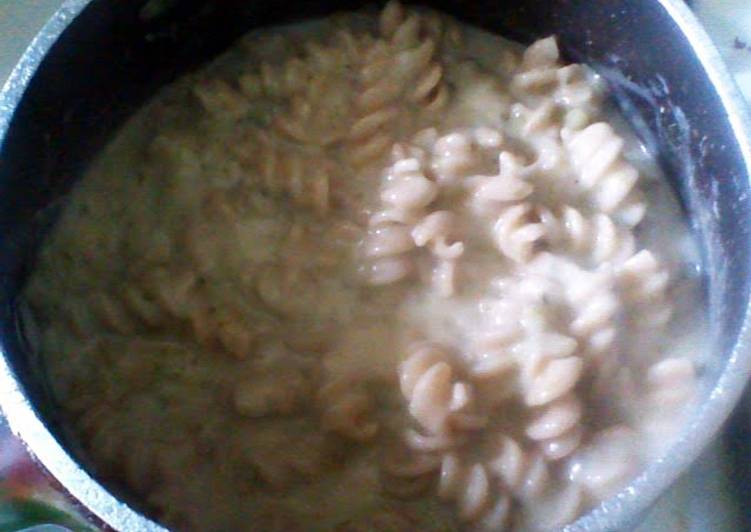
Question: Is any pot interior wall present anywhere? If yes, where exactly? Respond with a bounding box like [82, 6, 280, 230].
[0, 0, 748, 524]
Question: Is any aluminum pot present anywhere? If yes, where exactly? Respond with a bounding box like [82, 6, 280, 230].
[0, 0, 750, 530]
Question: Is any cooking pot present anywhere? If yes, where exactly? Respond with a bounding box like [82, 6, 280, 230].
[1, 0, 750, 530]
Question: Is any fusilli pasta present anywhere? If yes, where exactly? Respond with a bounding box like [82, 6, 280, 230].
[238, 130, 331, 215]
[399, 342, 485, 434]
[438, 456, 512, 528]
[379, 0, 449, 112]
[349, 40, 401, 169]
[537, 205, 636, 266]
[493, 203, 546, 263]
[564, 122, 646, 226]
[617, 249, 673, 328]
[318, 377, 379, 442]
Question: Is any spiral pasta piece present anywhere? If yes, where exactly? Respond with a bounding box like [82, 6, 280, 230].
[121, 283, 167, 328]
[274, 77, 351, 146]
[510, 100, 559, 137]
[564, 266, 620, 356]
[512, 36, 601, 120]
[522, 483, 584, 531]
[256, 58, 311, 98]
[617, 249, 672, 328]
[646, 357, 696, 410]
[235, 130, 330, 215]
[417, 7, 463, 57]
[411, 211, 463, 259]
[399, 343, 454, 434]
[381, 158, 439, 213]
[363, 223, 415, 262]
[318, 378, 379, 442]
[234, 341, 314, 418]
[349, 42, 401, 169]
[437, 455, 512, 528]
[113, 266, 196, 333]
[412, 210, 464, 297]
[525, 393, 584, 461]
[638, 358, 696, 445]
[569, 425, 638, 499]
[303, 31, 363, 71]
[521, 350, 582, 409]
[391, 131, 433, 167]
[185, 299, 259, 356]
[270, 31, 370, 147]
[565, 121, 646, 226]
[399, 342, 486, 434]
[516, 36, 560, 81]
[469, 152, 533, 213]
[521, 253, 624, 399]
[380, 1, 449, 112]
[468, 327, 521, 382]
[499, 298, 585, 460]
[493, 203, 546, 264]
[193, 78, 250, 119]
[380, 446, 441, 499]
[509, 102, 566, 173]
[538, 205, 636, 266]
[430, 132, 477, 184]
[90, 291, 139, 335]
[347, 2, 451, 169]
[380, 0, 461, 56]
[234, 374, 310, 419]
[555, 64, 601, 119]
[487, 436, 551, 502]
[404, 427, 466, 453]
[365, 156, 441, 285]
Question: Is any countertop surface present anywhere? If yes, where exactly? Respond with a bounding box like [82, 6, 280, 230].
[0, 1, 748, 531]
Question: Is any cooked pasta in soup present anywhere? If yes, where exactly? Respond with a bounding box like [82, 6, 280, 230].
[23, 2, 706, 530]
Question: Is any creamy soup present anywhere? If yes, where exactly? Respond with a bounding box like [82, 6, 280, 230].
[23, 2, 705, 530]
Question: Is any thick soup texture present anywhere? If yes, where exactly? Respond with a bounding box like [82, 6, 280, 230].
[23, 2, 705, 530]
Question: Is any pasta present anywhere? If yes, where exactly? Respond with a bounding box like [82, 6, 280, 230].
[380, 446, 440, 499]
[400, 343, 486, 434]
[564, 122, 647, 227]
[192, 78, 250, 119]
[256, 58, 309, 98]
[646, 357, 696, 409]
[90, 291, 139, 335]
[364, 158, 433, 285]
[347, 1, 453, 171]
[564, 267, 620, 355]
[438, 456, 511, 526]
[349, 41, 401, 169]
[493, 203, 546, 264]
[568, 425, 639, 500]
[617, 249, 673, 328]
[511, 36, 601, 127]
[525, 393, 584, 461]
[639, 357, 697, 444]
[489, 437, 547, 501]
[431, 132, 477, 184]
[244, 130, 332, 215]
[379, 0, 450, 112]
[469, 152, 532, 211]
[318, 378, 379, 442]
[23, 2, 704, 530]
[537, 205, 635, 266]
